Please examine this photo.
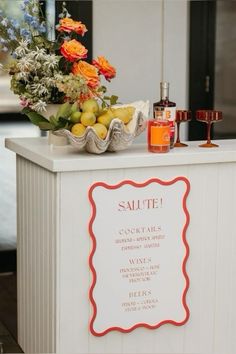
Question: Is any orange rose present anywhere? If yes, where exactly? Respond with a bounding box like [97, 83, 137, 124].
[92, 56, 116, 81]
[60, 39, 88, 62]
[57, 17, 87, 36]
[72, 61, 100, 89]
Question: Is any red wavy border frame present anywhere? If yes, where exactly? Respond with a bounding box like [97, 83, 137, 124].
[88, 177, 190, 337]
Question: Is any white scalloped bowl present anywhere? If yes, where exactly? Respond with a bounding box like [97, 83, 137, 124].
[54, 100, 149, 154]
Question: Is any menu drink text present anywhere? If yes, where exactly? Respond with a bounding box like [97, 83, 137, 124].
[88, 177, 190, 336]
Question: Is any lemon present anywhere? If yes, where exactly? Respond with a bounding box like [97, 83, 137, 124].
[106, 108, 115, 118]
[93, 123, 108, 139]
[112, 107, 134, 124]
[97, 108, 115, 127]
[82, 99, 99, 114]
[71, 123, 86, 137]
[97, 112, 113, 128]
[70, 111, 81, 123]
[80, 111, 96, 127]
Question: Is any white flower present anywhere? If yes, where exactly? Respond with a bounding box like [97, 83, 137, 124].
[31, 100, 47, 112]
[1, 17, 8, 26]
[41, 77, 55, 87]
[35, 62, 42, 70]
[43, 54, 59, 70]
[31, 47, 47, 61]
[30, 83, 49, 96]
[14, 39, 30, 57]
[15, 72, 29, 81]
[0, 63, 3, 71]
[17, 56, 34, 71]
[32, 5, 38, 14]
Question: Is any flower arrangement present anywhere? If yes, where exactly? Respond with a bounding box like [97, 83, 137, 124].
[0, 0, 118, 131]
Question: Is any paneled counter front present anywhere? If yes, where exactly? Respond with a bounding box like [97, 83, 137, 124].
[5, 138, 236, 354]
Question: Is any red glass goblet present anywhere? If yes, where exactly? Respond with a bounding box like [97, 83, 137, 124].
[174, 110, 192, 147]
[196, 110, 223, 148]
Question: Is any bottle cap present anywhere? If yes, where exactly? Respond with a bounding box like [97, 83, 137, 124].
[160, 82, 169, 88]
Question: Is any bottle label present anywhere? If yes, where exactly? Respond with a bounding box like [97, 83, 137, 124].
[150, 126, 170, 146]
[154, 107, 176, 141]
[162, 107, 176, 122]
[154, 107, 176, 121]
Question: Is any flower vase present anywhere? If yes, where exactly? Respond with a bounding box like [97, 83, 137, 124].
[48, 130, 68, 146]
[43, 104, 68, 146]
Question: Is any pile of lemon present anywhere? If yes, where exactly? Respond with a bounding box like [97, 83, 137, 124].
[70, 99, 135, 140]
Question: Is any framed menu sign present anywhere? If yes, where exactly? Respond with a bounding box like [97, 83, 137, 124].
[88, 177, 190, 336]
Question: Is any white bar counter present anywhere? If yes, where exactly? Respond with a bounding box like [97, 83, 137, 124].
[5, 137, 236, 354]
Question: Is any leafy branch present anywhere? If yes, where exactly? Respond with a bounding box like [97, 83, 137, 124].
[92, 86, 119, 109]
[21, 102, 79, 131]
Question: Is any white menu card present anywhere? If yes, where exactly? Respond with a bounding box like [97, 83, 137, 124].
[88, 177, 190, 336]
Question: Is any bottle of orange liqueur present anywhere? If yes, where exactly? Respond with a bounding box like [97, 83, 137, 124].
[153, 82, 176, 148]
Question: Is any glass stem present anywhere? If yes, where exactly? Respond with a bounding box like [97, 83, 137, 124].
[176, 122, 181, 143]
[207, 121, 212, 144]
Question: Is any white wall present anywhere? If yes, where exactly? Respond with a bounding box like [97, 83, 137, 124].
[163, 0, 189, 110]
[93, 0, 162, 108]
[93, 0, 189, 141]
[0, 1, 189, 139]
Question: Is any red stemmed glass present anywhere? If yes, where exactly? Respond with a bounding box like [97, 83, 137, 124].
[174, 110, 192, 147]
[196, 110, 223, 148]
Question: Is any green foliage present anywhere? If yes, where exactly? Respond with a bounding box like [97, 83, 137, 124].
[38, 121, 55, 130]
[48, 115, 58, 126]
[21, 108, 54, 131]
[56, 102, 71, 119]
[110, 95, 119, 105]
[71, 102, 79, 114]
[97, 86, 107, 94]
[101, 94, 119, 109]
[21, 102, 80, 131]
